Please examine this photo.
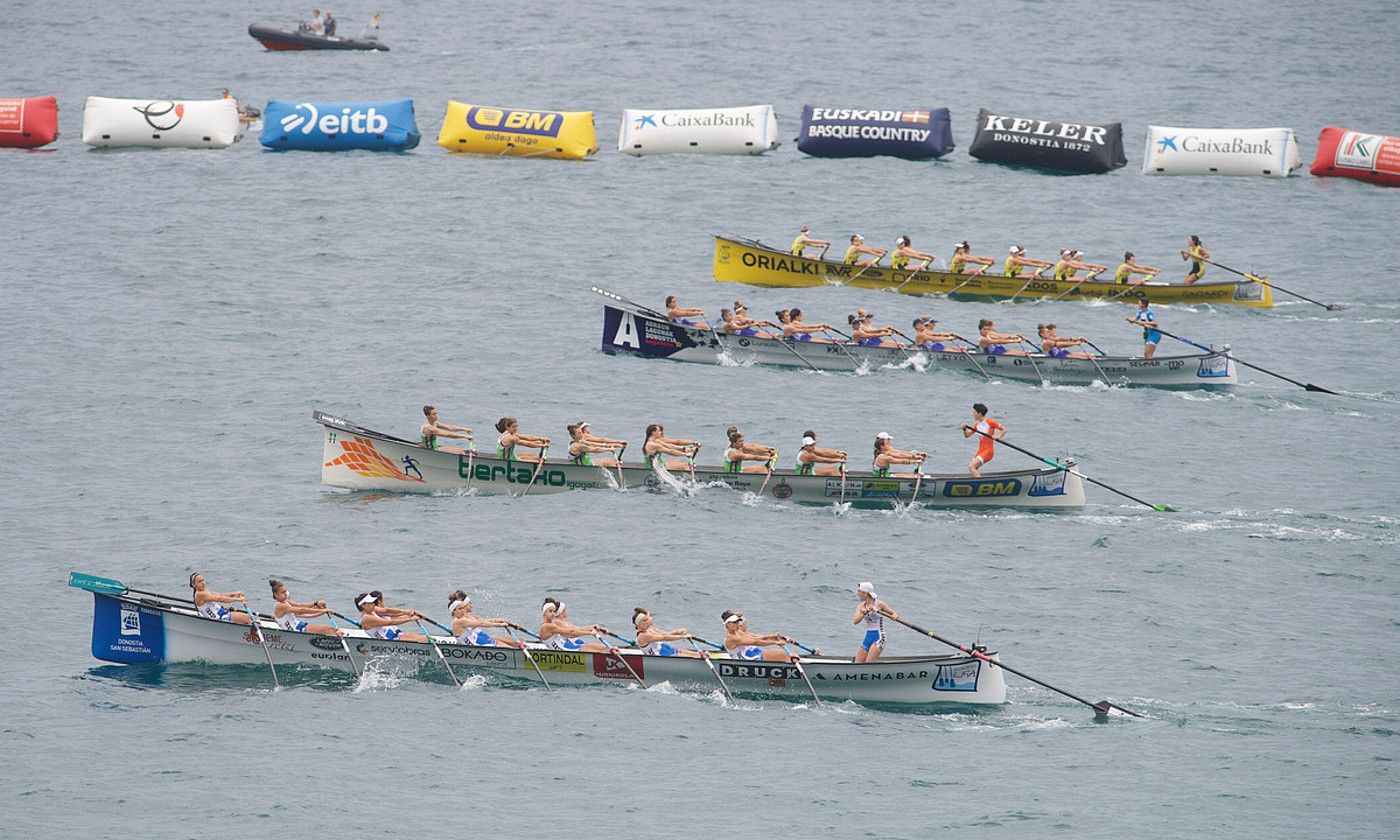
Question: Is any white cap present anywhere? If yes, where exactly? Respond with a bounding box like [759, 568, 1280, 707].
[801, 435, 816, 446]
[578, 420, 590, 429]
[632, 611, 649, 627]
[724, 613, 744, 624]
[1009, 245, 1020, 254]
[853, 233, 864, 241]
[876, 431, 892, 440]
[357, 593, 377, 606]
[858, 581, 877, 597]
[1073, 250, 1084, 258]
[449, 598, 469, 613]
[543, 600, 561, 615]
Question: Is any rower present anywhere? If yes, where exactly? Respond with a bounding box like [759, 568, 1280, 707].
[355, 592, 427, 642]
[872, 431, 925, 478]
[1115, 251, 1160, 285]
[1004, 244, 1052, 278]
[269, 579, 337, 635]
[950, 240, 995, 275]
[721, 610, 800, 662]
[1055, 250, 1106, 281]
[1126, 297, 1162, 359]
[665, 295, 707, 327]
[725, 426, 778, 474]
[632, 608, 703, 657]
[448, 590, 520, 648]
[784, 308, 836, 343]
[420, 404, 471, 455]
[1181, 235, 1210, 285]
[796, 430, 846, 476]
[539, 598, 610, 652]
[890, 235, 934, 272]
[567, 422, 621, 468]
[978, 318, 1030, 355]
[722, 302, 777, 337]
[961, 403, 1005, 477]
[188, 573, 253, 625]
[853, 582, 898, 664]
[912, 316, 963, 353]
[1036, 323, 1095, 359]
[843, 234, 886, 267]
[791, 225, 831, 258]
[642, 423, 700, 471]
[849, 311, 901, 348]
[495, 417, 549, 463]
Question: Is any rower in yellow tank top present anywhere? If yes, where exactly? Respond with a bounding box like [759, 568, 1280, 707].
[791, 225, 830, 258]
[1054, 251, 1075, 281]
[843, 233, 886, 267]
[890, 235, 933, 272]
[1004, 244, 1051, 279]
[950, 241, 995, 275]
[1115, 251, 1161, 285]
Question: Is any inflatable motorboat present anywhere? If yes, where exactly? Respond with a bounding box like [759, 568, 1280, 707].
[247, 23, 388, 51]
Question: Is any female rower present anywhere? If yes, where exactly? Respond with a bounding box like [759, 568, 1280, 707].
[643, 423, 700, 471]
[1181, 235, 1210, 284]
[665, 295, 707, 327]
[420, 405, 471, 455]
[913, 317, 963, 353]
[978, 319, 1030, 355]
[725, 426, 778, 474]
[849, 312, 901, 348]
[354, 593, 427, 642]
[796, 430, 846, 476]
[1004, 245, 1052, 278]
[842, 234, 886, 267]
[496, 417, 549, 463]
[448, 590, 520, 648]
[962, 403, 1005, 477]
[632, 608, 702, 657]
[269, 579, 337, 635]
[872, 431, 926, 478]
[1126, 297, 1162, 358]
[784, 308, 836, 343]
[853, 582, 899, 664]
[949, 241, 995, 275]
[721, 610, 799, 662]
[890, 235, 934, 272]
[188, 573, 252, 625]
[567, 423, 620, 468]
[1037, 324, 1095, 359]
[791, 225, 831, 258]
[1115, 251, 1160, 285]
[721, 305, 777, 337]
[539, 598, 610, 652]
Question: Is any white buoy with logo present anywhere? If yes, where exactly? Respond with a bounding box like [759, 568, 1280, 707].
[81, 97, 241, 149]
[1142, 126, 1300, 176]
[617, 105, 779, 156]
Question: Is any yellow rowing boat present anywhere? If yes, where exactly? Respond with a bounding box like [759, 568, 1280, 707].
[712, 235, 1273, 308]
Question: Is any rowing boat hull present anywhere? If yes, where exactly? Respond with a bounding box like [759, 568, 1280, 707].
[315, 411, 1087, 509]
[713, 235, 1273, 308]
[601, 303, 1238, 387]
[87, 592, 1007, 707]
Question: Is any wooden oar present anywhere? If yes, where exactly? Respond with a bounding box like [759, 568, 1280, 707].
[238, 599, 282, 689]
[505, 624, 550, 691]
[880, 611, 1142, 719]
[892, 258, 935, 294]
[756, 451, 778, 497]
[1194, 256, 1342, 310]
[1005, 264, 1052, 302]
[945, 335, 995, 382]
[462, 437, 476, 494]
[843, 253, 884, 286]
[963, 426, 1177, 512]
[1062, 337, 1112, 385]
[613, 443, 627, 489]
[1150, 326, 1337, 394]
[782, 643, 822, 707]
[324, 611, 361, 677]
[592, 286, 670, 319]
[911, 467, 926, 504]
[688, 637, 735, 702]
[415, 618, 461, 687]
[594, 631, 647, 689]
[762, 328, 823, 373]
[838, 462, 848, 504]
[1016, 341, 1047, 386]
[516, 448, 549, 499]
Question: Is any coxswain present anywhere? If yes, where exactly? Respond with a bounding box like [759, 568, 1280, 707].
[496, 417, 549, 462]
[665, 295, 707, 327]
[872, 431, 925, 478]
[912, 317, 964, 353]
[1004, 244, 1053, 278]
[795, 430, 846, 476]
[1036, 324, 1095, 359]
[849, 311, 901, 348]
[721, 611, 800, 662]
[853, 582, 898, 663]
[269, 579, 337, 635]
[448, 590, 521, 648]
[843, 234, 886, 267]
[1126, 297, 1162, 358]
[949, 241, 995, 275]
[632, 608, 703, 657]
[961, 402, 1005, 477]
[977, 318, 1030, 355]
[724, 426, 778, 474]
[784, 308, 836, 343]
[791, 225, 831, 258]
[890, 235, 934, 272]
[354, 592, 427, 642]
[1181, 235, 1210, 284]
[188, 573, 253, 625]
[1115, 251, 1160, 285]
[539, 598, 610, 652]
[567, 423, 620, 468]
[642, 423, 700, 471]
[420, 404, 471, 454]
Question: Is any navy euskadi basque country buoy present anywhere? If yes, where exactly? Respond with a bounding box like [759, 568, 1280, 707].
[969, 108, 1126, 174]
[796, 106, 953, 160]
[260, 99, 420, 151]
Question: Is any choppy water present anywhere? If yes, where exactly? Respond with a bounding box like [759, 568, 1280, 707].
[3, 0, 1399, 837]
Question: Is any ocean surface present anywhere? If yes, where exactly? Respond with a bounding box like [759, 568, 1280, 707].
[3, 1, 1398, 837]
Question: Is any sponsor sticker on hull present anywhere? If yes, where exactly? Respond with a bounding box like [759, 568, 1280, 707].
[933, 661, 980, 692]
[529, 650, 587, 672]
[593, 653, 644, 680]
[942, 478, 1023, 498]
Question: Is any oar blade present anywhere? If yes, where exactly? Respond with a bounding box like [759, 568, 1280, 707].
[1304, 384, 1339, 395]
[68, 572, 127, 595]
[1093, 700, 1145, 719]
[1153, 504, 1180, 513]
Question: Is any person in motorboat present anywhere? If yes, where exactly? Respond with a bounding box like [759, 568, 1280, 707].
[189, 573, 253, 625]
[538, 598, 610, 652]
[322, 10, 337, 36]
[1126, 297, 1163, 359]
[665, 295, 707, 327]
[912, 317, 964, 353]
[1004, 244, 1052, 278]
[1115, 251, 1160, 285]
[871, 431, 925, 478]
[791, 225, 831, 258]
[1037, 324, 1095, 359]
[448, 590, 521, 647]
[567, 422, 621, 468]
[269, 579, 338, 635]
[496, 417, 549, 463]
[842, 234, 887, 267]
[360, 11, 382, 39]
[421, 404, 471, 454]
[853, 582, 899, 664]
[949, 240, 995, 275]
[722, 611, 801, 662]
[302, 9, 324, 35]
[723, 426, 778, 474]
[632, 608, 703, 657]
[784, 308, 836, 343]
[962, 403, 1005, 478]
[642, 423, 700, 471]
[1181, 235, 1210, 284]
[795, 430, 846, 476]
[849, 311, 902, 348]
[889, 235, 934, 272]
[978, 319, 1031, 355]
[354, 592, 427, 642]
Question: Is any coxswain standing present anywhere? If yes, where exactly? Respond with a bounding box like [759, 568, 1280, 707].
[1126, 297, 1163, 358]
[962, 402, 1005, 477]
[843, 234, 887, 267]
[1115, 251, 1161, 285]
[1181, 235, 1210, 285]
[949, 241, 995, 275]
[1004, 245, 1052, 278]
[853, 582, 898, 664]
[420, 404, 471, 454]
[791, 226, 831, 258]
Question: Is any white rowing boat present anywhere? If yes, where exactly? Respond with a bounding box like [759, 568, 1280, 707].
[315, 411, 1088, 510]
[73, 576, 1008, 709]
[599, 296, 1238, 388]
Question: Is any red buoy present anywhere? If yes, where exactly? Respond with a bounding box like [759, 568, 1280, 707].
[1310, 125, 1400, 187]
[0, 96, 59, 149]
